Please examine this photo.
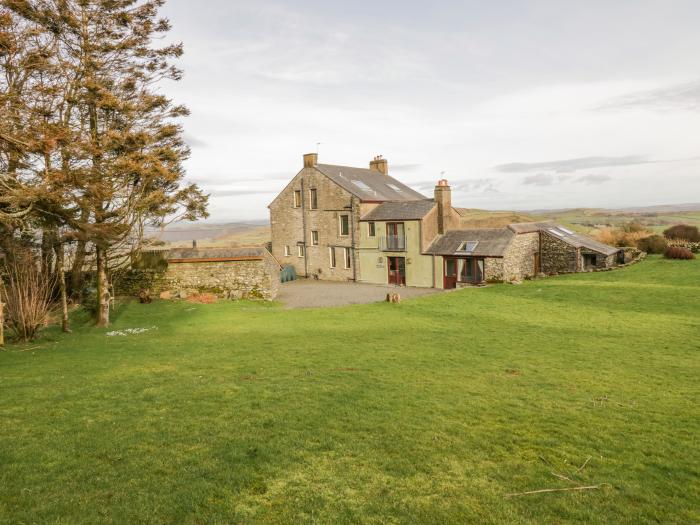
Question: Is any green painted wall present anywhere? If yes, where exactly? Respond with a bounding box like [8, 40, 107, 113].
[357, 220, 436, 288]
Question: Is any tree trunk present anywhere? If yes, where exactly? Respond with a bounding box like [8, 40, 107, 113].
[95, 245, 110, 327]
[70, 238, 87, 299]
[41, 229, 56, 279]
[55, 243, 70, 333]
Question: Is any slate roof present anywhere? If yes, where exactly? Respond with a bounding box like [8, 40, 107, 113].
[426, 228, 516, 257]
[508, 221, 556, 233]
[508, 222, 619, 256]
[315, 164, 426, 202]
[165, 246, 267, 261]
[361, 199, 436, 221]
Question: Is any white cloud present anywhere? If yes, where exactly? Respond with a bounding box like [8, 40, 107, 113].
[159, 0, 700, 221]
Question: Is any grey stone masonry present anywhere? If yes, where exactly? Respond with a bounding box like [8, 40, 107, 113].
[269, 153, 426, 282]
[116, 248, 280, 300]
[541, 231, 578, 273]
[503, 232, 539, 281]
[162, 257, 278, 300]
[269, 161, 360, 281]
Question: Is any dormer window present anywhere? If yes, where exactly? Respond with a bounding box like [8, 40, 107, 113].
[458, 241, 478, 253]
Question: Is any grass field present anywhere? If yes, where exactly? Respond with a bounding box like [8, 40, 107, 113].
[1, 257, 699, 523]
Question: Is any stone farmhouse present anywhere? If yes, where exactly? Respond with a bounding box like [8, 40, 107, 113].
[268, 153, 425, 281]
[270, 154, 622, 289]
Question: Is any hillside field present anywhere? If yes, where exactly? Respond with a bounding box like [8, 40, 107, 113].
[0, 257, 698, 523]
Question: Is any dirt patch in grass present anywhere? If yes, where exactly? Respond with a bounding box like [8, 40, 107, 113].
[186, 293, 218, 304]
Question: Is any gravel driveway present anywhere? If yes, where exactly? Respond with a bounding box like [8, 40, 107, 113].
[276, 280, 442, 309]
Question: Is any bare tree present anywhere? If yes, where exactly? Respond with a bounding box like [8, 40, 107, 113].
[1, 248, 55, 342]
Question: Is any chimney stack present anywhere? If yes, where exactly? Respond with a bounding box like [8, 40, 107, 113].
[369, 155, 388, 175]
[303, 152, 318, 168]
[434, 179, 452, 234]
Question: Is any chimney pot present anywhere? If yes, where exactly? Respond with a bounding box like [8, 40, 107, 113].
[369, 155, 389, 175]
[303, 152, 318, 168]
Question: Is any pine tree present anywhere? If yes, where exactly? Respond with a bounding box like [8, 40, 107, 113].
[2, 0, 209, 327]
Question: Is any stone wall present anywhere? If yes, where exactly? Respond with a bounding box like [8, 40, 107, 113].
[581, 250, 618, 270]
[163, 258, 277, 300]
[485, 257, 504, 282]
[116, 254, 279, 300]
[503, 232, 539, 281]
[541, 232, 578, 273]
[269, 165, 359, 281]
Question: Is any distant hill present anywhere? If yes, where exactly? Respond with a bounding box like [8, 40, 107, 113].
[455, 208, 536, 228]
[146, 221, 270, 247]
[147, 202, 700, 248]
[530, 204, 700, 234]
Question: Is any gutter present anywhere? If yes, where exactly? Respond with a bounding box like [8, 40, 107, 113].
[349, 199, 357, 281]
[300, 178, 309, 277]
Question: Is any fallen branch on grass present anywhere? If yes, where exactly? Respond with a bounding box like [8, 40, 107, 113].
[575, 456, 592, 474]
[550, 471, 577, 484]
[505, 484, 610, 498]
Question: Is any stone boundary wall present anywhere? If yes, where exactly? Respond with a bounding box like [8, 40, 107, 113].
[115, 253, 280, 301]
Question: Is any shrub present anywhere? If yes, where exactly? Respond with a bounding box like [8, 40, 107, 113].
[1, 249, 56, 342]
[596, 227, 652, 248]
[664, 246, 695, 260]
[621, 221, 646, 233]
[637, 235, 667, 254]
[663, 224, 700, 242]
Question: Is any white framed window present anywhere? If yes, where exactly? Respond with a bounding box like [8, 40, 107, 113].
[293, 190, 301, 208]
[284, 245, 291, 257]
[297, 243, 305, 258]
[344, 247, 352, 269]
[368, 222, 376, 237]
[311, 230, 319, 246]
[329, 247, 336, 268]
[339, 214, 350, 236]
[309, 188, 318, 210]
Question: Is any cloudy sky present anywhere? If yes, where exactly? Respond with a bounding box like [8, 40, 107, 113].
[160, 0, 700, 222]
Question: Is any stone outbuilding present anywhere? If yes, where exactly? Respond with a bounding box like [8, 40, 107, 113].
[510, 222, 623, 273]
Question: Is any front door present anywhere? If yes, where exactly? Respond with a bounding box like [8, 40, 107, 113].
[387, 257, 406, 285]
[444, 258, 458, 289]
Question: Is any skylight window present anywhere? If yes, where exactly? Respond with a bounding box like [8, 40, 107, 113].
[386, 183, 403, 192]
[458, 241, 478, 252]
[558, 226, 574, 235]
[352, 180, 371, 191]
[548, 228, 565, 238]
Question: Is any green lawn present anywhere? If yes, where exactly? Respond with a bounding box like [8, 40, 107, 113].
[1, 257, 699, 524]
